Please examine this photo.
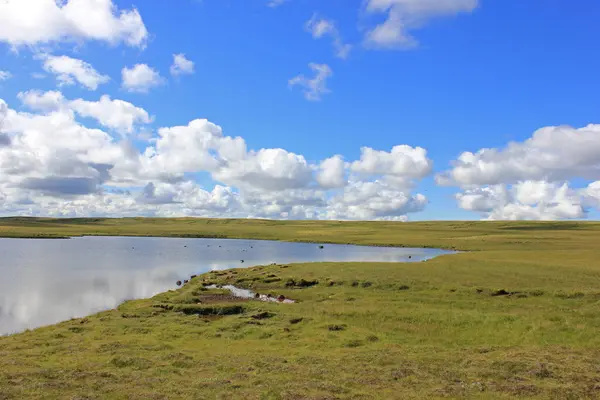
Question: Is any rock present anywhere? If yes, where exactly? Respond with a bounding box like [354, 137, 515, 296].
[319, 245, 324, 249]
[408, 255, 412, 259]
[241, 260, 244, 263]
[176, 280, 182, 286]
[267, 293, 273, 298]
[328, 281, 336, 287]
[254, 293, 260, 299]
[184, 245, 187, 248]
[183, 280, 189, 284]
[277, 295, 286, 302]
[289, 318, 303, 324]
[190, 275, 197, 279]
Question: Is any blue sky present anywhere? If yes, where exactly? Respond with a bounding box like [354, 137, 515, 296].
[0, 0, 599, 220]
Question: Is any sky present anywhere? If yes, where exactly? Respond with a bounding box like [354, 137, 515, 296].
[0, 0, 599, 221]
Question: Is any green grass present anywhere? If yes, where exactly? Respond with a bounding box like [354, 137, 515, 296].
[1, 218, 600, 399]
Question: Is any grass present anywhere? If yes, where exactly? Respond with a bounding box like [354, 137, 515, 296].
[1, 218, 600, 399]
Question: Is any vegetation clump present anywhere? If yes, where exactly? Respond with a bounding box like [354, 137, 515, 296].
[284, 278, 319, 288]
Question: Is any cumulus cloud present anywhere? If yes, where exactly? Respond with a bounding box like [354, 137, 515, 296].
[289, 63, 333, 101]
[316, 155, 347, 189]
[456, 181, 586, 221]
[440, 123, 600, 220]
[0, 100, 126, 204]
[170, 54, 195, 76]
[0, 0, 148, 48]
[21, 176, 102, 196]
[326, 180, 428, 221]
[305, 14, 352, 59]
[583, 181, 600, 208]
[214, 148, 314, 191]
[0, 71, 11, 81]
[242, 188, 326, 220]
[18, 90, 152, 134]
[122, 64, 164, 93]
[364, 0, 478, 49]
[0, 94, 431, 221]
[42, 55, 110, 90]
[351, 145, 432, 187]
[69, 95, 153, 134]
[437, 124, 600, 187]
[142, 118, 226, 176]
[18, 90, 65, 112]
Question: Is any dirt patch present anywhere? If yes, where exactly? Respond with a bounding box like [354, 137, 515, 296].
[197, 294, 250, 304]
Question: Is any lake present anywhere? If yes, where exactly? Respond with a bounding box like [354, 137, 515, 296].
[0, 236, 453, 335]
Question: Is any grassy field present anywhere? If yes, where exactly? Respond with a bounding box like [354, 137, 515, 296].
[1, 218, 600, 399]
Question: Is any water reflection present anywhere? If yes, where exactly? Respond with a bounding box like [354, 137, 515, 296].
[0, 237, 452, 335]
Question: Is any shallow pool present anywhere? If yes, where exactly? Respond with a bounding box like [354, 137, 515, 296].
[0, 236, 453, 335]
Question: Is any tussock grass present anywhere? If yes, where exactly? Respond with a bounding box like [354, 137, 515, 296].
[1, 219, 600, 398]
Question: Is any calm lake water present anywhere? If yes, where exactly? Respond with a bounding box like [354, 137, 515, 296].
[0, 237, 452, 335]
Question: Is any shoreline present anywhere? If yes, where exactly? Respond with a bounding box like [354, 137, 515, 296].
[0, 233, 462, 251]
[0, 238, 456, 337]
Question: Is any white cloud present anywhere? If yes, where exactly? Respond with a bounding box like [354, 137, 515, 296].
[583, 181, 600, 208]
[18, 90, 152, 134]
[42, 55, 109, 90]
[364, 0, 478, 49]
[456, 181, 586, 221]
[170, 54, 195, 76]
[69, 95, 153, 134]
[0, 71, 11, 81]
[440, 123, 600, 220]
[437, 124, 600, 187]
[326, 180, 427, 221]
[351, 145, 432, 188]
[18, 90, 65, 112]
[241, 188, 326, 220]
[139, 118, 225, 178]
[289, 63, 333, 101]
[213, 148, 313, 191]
[121, 64, 164, 93]
[305, 14, 352, 59]
[0, 94, 431, 221]
[0, 99, 127, 199]
[0, 0, 148, 48]
[316, 155, 347, 189]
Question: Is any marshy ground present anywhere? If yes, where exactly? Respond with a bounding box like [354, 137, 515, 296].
[1, 218, 600, 399]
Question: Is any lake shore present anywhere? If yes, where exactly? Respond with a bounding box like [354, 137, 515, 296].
[1, 219, 600, 399]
